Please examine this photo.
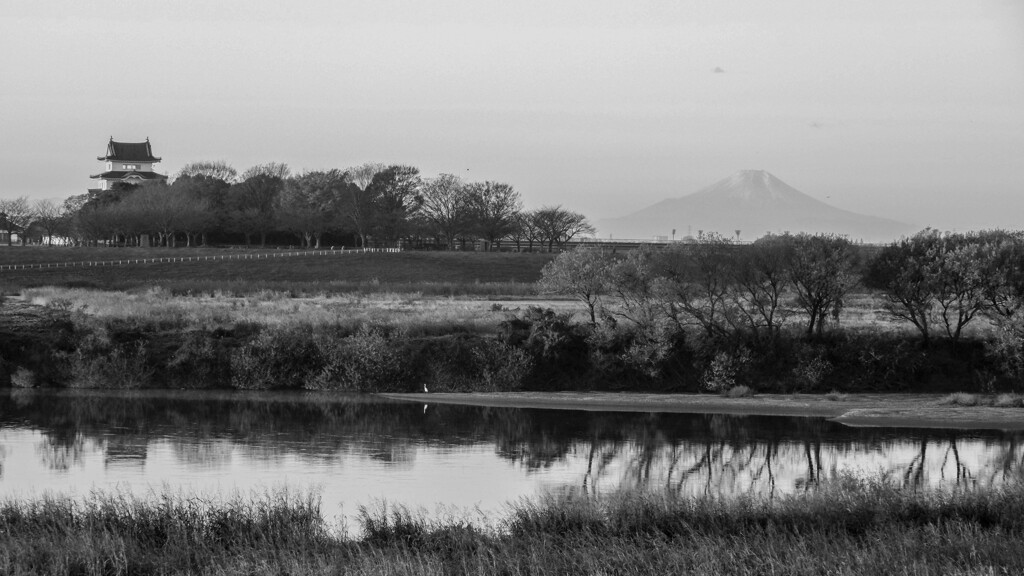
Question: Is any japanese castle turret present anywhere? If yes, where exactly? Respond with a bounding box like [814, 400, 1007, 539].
[89, 137, 167, 192]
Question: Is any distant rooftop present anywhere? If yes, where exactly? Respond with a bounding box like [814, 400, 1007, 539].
[88, 170, 167, 180]
[97, 137, 161, 162]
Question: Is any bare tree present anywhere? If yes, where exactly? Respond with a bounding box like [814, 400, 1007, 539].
[32, 199, 64, 246]
[467, 181, 521, 251]
[279, 170, 346, 248]
[227, 173, 284, 246]
[538, 248, 614, 324]
[0, 197, 33, 245]
[57, 195, 89, 245]
[346, 162, 386, 191]
[118, 181, 193, 247]
[788, 233, 857, 337]
[172, 175, 232, 245]
[367, 165, 421, 243]
[981, 231, 1024, 326]
[655, 233, 737, 339]
[240, 162, 291, 181]
[731, 234, 792, 341]
[865, 229, 941, 344]
[931, 233, 993, 343]
[418, 173, 471, 249]
[532, 206, 595, 252]
[175, 161, 238, 183]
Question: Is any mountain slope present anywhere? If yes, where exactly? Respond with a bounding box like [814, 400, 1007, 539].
[597, 170, 914, 242]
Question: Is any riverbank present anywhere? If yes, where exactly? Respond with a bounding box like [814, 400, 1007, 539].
[2, 283, 1023, 396]
[382, 391, 1024, 430]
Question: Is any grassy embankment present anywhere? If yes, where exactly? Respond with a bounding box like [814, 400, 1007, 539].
[1, 246, 1023, 398]
[0, 248, 566, 392]
[0, 246, 552, 297]
[1, 478, 1022, 575]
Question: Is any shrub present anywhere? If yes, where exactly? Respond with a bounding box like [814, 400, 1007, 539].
[10, 366, 35, 388]
[472, 340, 534, 392]
[583, 317, 693, 388]
[168, 330, 233, 388]
[307, 325, 411, 392]
[499, 307, 591, 388]
[791, 344, 833, 392]
[618, 326, 688, 381]
[825, 390, 849, 401]
[986, 326, 1024, 391]
[994, 393, 1024, 408]
[67, 340, 152, 389]
[725, 385, 753, 398]
[339, 326, 410, 392]
[230, 326, 324, 390]
[701, 348, 751, 393]
[939, 392, 978, 406]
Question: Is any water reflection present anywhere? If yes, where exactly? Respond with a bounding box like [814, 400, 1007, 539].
[0, 389, 1021, 522]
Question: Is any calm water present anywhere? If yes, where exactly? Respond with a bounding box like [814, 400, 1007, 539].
[1, 389, 1022, 528]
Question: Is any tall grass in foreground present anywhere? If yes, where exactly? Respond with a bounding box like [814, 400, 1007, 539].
[2, 478, 1022, 575]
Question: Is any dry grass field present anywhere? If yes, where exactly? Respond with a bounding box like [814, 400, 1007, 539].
[18, 286, 578, 335]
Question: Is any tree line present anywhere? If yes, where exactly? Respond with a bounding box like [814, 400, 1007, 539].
[542, 229, 1024, 346]
[5, 161, 594, 250]
[535, 230, 1024, 392]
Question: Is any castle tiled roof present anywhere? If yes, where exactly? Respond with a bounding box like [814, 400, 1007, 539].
[89, 170, 168, 180]
[97, 137, 161, 162]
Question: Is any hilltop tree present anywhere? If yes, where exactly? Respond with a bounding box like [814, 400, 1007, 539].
[346, 162, 386, 191]
[176, 161, 238, 183]
[240, 162, 291, 181]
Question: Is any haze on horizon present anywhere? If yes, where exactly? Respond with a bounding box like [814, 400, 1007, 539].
[2, 0, 1022, 234]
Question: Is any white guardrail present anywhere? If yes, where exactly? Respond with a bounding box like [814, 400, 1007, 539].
[0, 247, 401, 271]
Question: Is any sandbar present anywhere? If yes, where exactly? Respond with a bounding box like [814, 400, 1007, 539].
[380, 392, 1024, 430]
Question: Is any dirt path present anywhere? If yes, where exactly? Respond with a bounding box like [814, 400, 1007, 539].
[380, 391, 1024, 430]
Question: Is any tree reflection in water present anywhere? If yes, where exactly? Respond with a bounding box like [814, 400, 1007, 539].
[1, 389, 1021, 501]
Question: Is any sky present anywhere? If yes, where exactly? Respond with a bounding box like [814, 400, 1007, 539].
[2, 0, 1023, 232]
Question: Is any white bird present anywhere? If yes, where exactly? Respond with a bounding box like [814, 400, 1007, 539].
[423, 383, 429, 393]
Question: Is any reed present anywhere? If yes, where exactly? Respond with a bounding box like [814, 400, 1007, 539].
[1, 479, 1021, 575]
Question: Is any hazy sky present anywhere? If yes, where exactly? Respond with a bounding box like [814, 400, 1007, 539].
[3, 0, 1022, 232]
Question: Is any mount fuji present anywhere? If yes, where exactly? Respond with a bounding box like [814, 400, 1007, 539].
[596, 170, 914, 243]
